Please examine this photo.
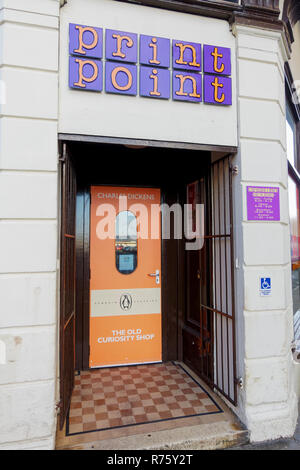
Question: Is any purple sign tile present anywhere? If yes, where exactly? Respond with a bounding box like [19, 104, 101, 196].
[247, 186, 280, 221]
[140, 35, 170, 68]
[203, 45, 231, 76]
[203, 74, 231, 105]
[69, 56, 102, 91]
[173, 71, 202, 103]
[172, 40, 201, 72]
[106, 29, 137, 63]
[69, 23, 102, 59]
[105, 61, 137, 95]
[140, 66, 170, 99]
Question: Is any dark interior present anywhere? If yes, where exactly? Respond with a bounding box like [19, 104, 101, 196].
[68, 141, 214, 388]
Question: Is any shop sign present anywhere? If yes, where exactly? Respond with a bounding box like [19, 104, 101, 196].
[68, 24, 232, 105]
[246, 186, 280, 221]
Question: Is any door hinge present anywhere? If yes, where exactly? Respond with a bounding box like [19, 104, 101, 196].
[55, 400, 63, 413]
[234, 377, 243, 389]
[230, 165, 239, 175]
[59, 143, 67, 163]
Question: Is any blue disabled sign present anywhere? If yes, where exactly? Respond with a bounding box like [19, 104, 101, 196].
[260, 277, 271, 296]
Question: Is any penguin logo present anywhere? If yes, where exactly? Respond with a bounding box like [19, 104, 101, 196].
[120, 293, 133, 311]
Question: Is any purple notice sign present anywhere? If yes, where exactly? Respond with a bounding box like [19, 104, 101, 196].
[69, 23, 102, 59]
[105, 62, 137, 95]
[172, 40, 201, 72]
[204, 74, 231, 105]
[247, 186, 280, 221]
[140, 67, 170, 99]
[106, 29, 137, 63]
[140, 35, 170, 68]
[69, 56, 102, 91]
[203, 45, 231, 76]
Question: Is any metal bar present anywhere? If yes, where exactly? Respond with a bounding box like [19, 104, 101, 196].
[205, 176, 210, 381]
[229, 159, 238, 405]
[217, 160, 224, 392]
[199, 304, 232, 319]
[200, 181, 204, 378]
[213, 383, 236, 407]
[203, 234, 230, 239]
[212, 164, 218, 391]
[223, 158, 230, 397]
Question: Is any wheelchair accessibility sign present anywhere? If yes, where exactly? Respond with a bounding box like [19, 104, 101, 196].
[260, 277, 271, 297]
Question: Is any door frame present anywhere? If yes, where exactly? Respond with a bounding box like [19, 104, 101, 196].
[59, 135, 238, 398]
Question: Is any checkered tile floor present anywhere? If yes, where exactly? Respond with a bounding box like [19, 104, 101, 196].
[66, 362, 222, 435]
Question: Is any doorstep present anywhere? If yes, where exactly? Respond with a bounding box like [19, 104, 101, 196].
[56, 361, 249, 450]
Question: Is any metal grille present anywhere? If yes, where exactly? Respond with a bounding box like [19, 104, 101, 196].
[59, 145, 77, 428]
[210, 155, 237, 405]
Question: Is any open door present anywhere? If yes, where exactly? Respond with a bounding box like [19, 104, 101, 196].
[182, 158, 214, 385]
[182, 155, 237, 406]
[59, 144, 76, 429]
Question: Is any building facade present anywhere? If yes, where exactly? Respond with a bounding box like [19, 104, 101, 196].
[0, 0, 299, 450]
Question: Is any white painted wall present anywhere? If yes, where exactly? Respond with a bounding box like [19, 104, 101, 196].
[0, 0, 59, 450]
[233, 23, 298, 442]
[0, 0, 298, 450]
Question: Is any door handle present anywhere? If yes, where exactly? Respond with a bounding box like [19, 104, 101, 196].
[147, 269, 160, 285]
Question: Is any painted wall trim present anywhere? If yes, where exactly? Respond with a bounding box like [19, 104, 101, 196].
[58, 133, 238, 154]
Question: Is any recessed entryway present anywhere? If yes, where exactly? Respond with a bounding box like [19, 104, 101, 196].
[57, 139, 239, 445]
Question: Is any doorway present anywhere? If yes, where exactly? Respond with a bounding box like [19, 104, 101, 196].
[58, 139, 237, 430]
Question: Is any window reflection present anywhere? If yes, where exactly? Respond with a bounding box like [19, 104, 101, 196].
[115, 211, 137, 274]
[286, 105, 296, 168]
[288, 176, 300, 344]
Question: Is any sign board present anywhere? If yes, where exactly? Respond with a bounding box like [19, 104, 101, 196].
[68, 24, 232, 106]
[59, 0, 237, 147]
[259, 277, 271, 297]
[247, 186, 280, 221]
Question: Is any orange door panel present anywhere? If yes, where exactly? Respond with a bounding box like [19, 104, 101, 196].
[89, 186, 162, 367]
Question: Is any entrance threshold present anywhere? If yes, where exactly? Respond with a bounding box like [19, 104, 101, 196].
[56, 362, 248, 450]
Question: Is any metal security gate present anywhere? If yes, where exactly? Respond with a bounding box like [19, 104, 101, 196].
[59, 144, 77, 428]
[182, 153, 237, 406]
[210, 155, 237, 405]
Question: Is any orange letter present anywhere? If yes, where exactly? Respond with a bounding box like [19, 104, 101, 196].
[149, 38, 160, 65]
[112, 34, 133, 58]
[73, 59, 98, 88]
[111, 66, 132, 91]
[211, 77, 225, 103]
[74, 26, 98, 55]
[175, 74, 200, 98]
[175, 43, 200, 68]
[149, 69, 161, 96]
[211, 47, 225, 74]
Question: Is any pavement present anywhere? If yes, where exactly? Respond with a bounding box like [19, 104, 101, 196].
[230, 405, 300, 450]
